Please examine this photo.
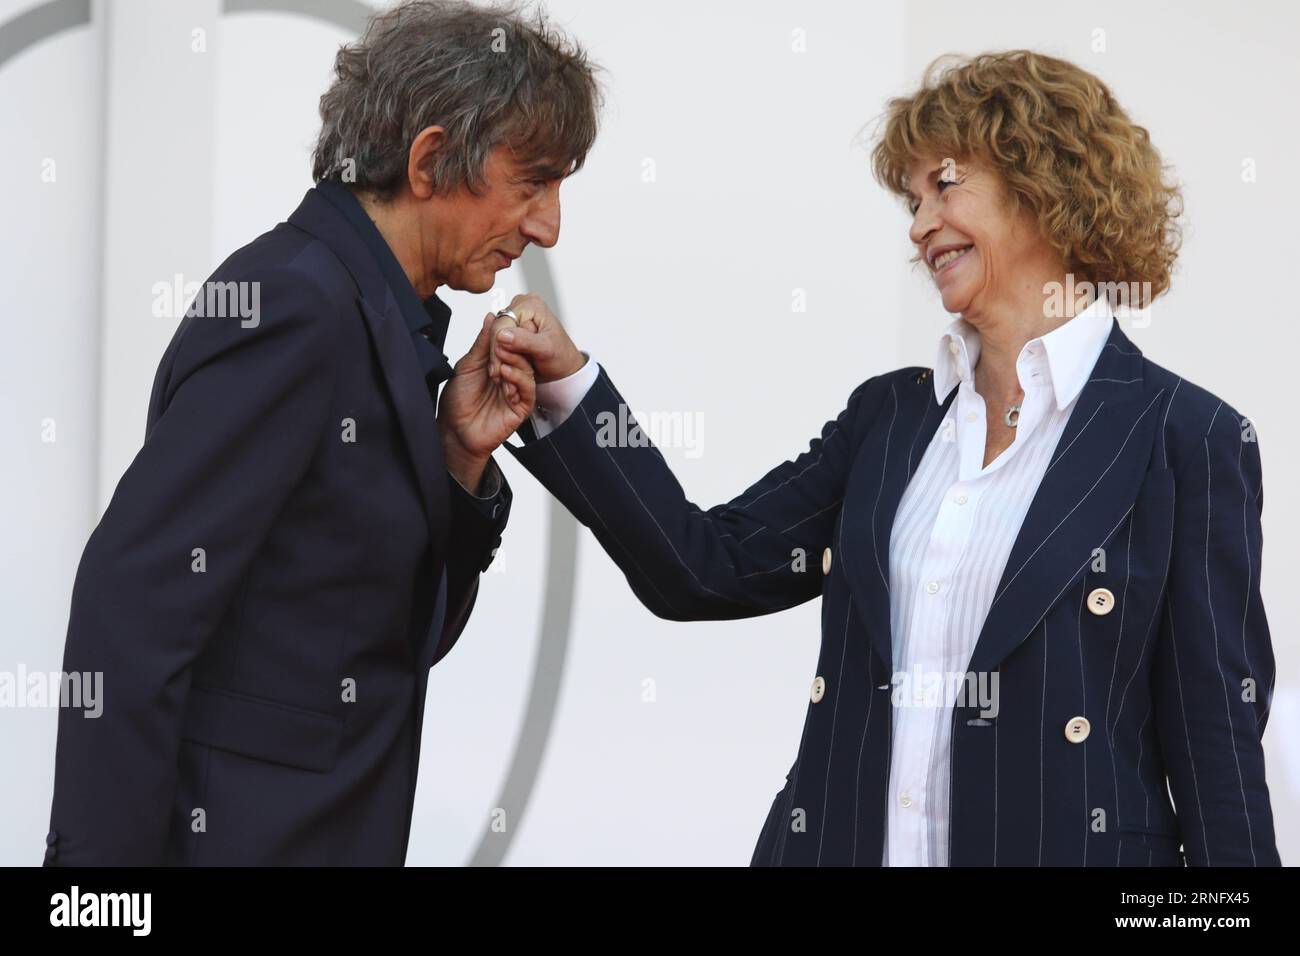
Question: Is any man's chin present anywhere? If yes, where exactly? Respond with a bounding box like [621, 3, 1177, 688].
[448, 272, 498, 295]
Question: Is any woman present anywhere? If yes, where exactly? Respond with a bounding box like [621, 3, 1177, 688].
[499, 49, 1280, 866]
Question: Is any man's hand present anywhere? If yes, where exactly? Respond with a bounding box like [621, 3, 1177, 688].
[438, 312, 535, 493]
[489, 292, 585, 385]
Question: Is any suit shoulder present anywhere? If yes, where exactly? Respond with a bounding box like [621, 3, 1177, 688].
[1139, 356, 1255, 475]
[845, 365, 935, 405]
[161, 231, 349, 395]
[208, 222, 355, 311]
[827, 366, 939, 449]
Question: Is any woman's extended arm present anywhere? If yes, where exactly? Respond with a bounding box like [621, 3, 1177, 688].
[509, 364, 889, 621]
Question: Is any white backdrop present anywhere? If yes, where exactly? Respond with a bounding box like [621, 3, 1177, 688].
[1, 0, 1295, 866]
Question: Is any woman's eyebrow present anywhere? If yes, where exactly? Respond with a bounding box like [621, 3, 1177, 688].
[906, 165, 944, 201]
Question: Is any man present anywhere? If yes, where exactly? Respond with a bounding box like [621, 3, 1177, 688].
[45, 0, 600, 865]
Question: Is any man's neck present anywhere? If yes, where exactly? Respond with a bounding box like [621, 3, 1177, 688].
[356, 191, 441, 298]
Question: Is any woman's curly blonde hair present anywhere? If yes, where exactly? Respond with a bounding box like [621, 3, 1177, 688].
[869, 50, 1183, 303]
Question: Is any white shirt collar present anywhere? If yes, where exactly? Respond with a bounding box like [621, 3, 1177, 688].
[933, 294, 1114, 411]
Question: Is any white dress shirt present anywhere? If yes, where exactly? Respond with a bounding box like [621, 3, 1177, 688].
[527, 353, 600, 439]
[882, 294, 1115, 866]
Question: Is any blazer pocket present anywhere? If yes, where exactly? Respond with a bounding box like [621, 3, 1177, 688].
[180, 684, 344, 773]
[1117, 826, 1185, 865]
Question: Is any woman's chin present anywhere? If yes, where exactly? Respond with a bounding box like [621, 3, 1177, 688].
[939, 286, 972, 315]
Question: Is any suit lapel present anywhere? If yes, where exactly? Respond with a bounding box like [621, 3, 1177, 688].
[287, 188, 451, 582]
[843, 369, 955, 671]
[966, 321, 1162, 674]
[842, 321, 1164, 677]
[357, 293, 451, 567]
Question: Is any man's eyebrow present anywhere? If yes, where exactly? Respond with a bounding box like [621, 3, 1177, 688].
[521, 159, 573, 180]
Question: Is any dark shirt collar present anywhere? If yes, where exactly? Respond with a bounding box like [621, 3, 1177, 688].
[315, 179, 452, 378]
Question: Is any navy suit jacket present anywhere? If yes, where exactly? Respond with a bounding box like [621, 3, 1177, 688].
[45, 186, 509, 865]
[509, 321, 1280, 866]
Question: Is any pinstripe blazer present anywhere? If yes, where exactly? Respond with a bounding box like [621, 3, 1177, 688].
[507, 319, 1280, 866]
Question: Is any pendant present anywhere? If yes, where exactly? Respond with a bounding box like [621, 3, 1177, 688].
[1004, 404, 1021, 428]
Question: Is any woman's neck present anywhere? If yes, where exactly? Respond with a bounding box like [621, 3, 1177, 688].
[964, 281, 1088, 405]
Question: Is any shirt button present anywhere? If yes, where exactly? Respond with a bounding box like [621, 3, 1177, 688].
[899, 793, 913, 808]
[822, 547, 832, 575]
[954, 494, 968, 505]
[965, 412, 978, 422]
[948, 341, 960, 356]
[926, 581, 940, 595]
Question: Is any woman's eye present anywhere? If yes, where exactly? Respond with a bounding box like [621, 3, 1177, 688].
[909, 177, 960, 214]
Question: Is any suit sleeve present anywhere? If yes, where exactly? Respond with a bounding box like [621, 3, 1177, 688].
[1152, 406, 1281, 866]
[432, 459, 511, 666]
[45, 267, 340, 866]
[506, 365, 885, 622]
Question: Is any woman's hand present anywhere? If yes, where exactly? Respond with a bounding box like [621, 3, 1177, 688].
[437, 312, 535, 493]
[489, 292, 585, 385]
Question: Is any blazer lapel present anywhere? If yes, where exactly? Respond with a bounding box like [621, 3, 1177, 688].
[966, 321, 1163, 675]
[286, 188, 451, 577]
[842, 369, 955, 671]
[357, 292, 451, 567]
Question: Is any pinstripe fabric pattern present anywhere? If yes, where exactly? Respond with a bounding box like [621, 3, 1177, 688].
[883, 297, 1114, 865]
[507, 311, 1281, 867]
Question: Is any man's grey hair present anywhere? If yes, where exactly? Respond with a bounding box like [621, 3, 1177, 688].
[312, 0, 602, 197]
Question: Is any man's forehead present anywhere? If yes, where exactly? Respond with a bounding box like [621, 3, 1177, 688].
[522, 155, 575, 180]
[495, 144, 573, 180]
[525, 158, 574, 179]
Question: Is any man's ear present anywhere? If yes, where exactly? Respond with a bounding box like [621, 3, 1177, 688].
[407, 125, 446, 200]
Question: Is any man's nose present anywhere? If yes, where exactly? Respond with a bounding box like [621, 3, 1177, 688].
[522, 189, 561, 248]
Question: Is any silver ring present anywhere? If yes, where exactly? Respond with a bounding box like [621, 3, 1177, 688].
[495, 308, 519, 322]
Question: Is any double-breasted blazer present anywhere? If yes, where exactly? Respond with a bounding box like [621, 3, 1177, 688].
[509, 319, 1280, 866]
